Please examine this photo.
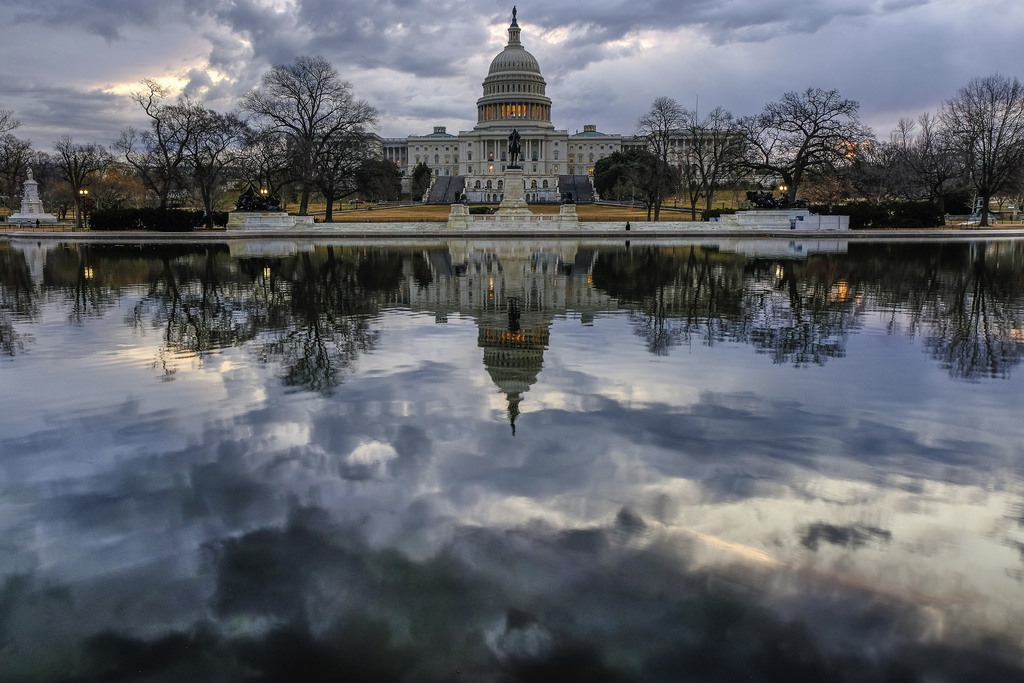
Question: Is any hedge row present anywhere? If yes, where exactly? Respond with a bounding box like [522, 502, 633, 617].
[809, 201, 944, 229]
[89, 209, 229, 232]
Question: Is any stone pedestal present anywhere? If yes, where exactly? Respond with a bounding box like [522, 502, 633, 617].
[8, 168, 57, 224]
[495, 168, 532, 218]
[558, 203, 579, 224]
[226, 212, 316, 231]
[710, 209, 848, 231]
[447, 203, 470, 230]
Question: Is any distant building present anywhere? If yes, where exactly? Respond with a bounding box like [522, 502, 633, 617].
[382, 9, 735, 204]
[384, 10, 626, 203]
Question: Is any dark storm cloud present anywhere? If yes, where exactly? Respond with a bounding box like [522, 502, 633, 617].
[0, 75, 130, 145]
[0, 0, 1008, 142]
[529, 0, 929, 42]
[1, 0, 166, 40]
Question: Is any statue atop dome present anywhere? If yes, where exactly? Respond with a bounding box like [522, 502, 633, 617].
[512, 5, 517, 23]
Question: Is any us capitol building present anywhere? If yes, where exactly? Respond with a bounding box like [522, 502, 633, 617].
[381, 8, 641, 204]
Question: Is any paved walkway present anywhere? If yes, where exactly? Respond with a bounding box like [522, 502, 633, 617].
[3, 223, 1024, 241]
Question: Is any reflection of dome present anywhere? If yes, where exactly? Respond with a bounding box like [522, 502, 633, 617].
[479, 309, 550, 436]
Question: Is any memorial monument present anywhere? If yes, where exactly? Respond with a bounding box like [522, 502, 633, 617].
[226, 186, 315, 231]
[8, 168, 57, 225]
[493, 128, 533, 218]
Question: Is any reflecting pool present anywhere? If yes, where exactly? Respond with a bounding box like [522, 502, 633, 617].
[1, 237, 1023, 681]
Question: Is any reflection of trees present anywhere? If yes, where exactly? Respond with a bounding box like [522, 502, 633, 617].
[0, 245, 35, 355]
[921, 246, 1024, 378]
[592, 246, 860, 365]
[738, 259, 860, 366]
[855, 242, 1024, 380]
[123, 246, 396, 392]
[248, 249, 391, 393]
[41, 245, 122, 323]
[13, 240, 1024, 382]
[130, 246, 252, 357]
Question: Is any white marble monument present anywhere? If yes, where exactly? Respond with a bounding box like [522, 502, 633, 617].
[8, 168, 57, 225]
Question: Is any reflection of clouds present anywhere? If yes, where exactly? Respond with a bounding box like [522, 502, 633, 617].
[3, 256, 1024, 679]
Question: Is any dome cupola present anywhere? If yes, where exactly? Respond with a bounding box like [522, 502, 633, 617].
[476, 7, 553, 129]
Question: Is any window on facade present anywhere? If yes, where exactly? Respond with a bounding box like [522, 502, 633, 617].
[543, 180, 548, 188]
[486, 180, 492, 189]
[475, 180, 481, 189]
[498, 180, 503, 189]
[501, 152, 507, 161]
[435, 155, 439, 163]
[532, 164, 537, 172]
[531, 180, 537, 188]
[468, 152, 472, 161]
[554, 150, 559, 159]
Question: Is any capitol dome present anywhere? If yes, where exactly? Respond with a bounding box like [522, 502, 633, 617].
[476, 11, 553, 129]
[487, 41, 541, 76]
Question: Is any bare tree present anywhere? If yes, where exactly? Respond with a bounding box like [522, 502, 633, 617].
[739, 87, 873, 202]
[0, 110, 18, 135]
[241, 56, 378, 215]
[313, 131, 374, 222]
[236, 127, 291, 201]
[53, 136, 109, 229]
[679, 105, 747, 218]
[91, 163, 148, 210]
[636, 96, 685, 220]
[893, 113, 965, 220]
[845, 138, 906, 203]
[115, 79, 205, 209]
[184, 109, 248, 227]
[941, 74, 1024, 226]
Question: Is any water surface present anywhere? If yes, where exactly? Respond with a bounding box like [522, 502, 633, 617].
[1, 237, 1023, 681]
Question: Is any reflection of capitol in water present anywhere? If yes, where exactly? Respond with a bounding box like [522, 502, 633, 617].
[404, 242, 617, 433]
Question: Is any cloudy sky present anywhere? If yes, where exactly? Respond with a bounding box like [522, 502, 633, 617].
[1, 0, 1022, 149]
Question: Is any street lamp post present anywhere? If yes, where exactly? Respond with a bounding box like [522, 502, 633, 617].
[77, 188, 90, 230]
